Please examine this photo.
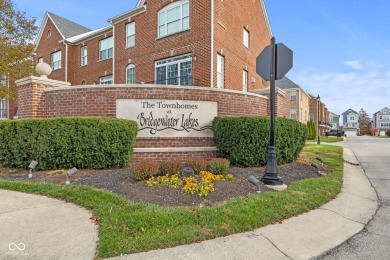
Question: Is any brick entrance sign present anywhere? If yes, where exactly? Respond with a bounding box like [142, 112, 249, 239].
[16, 76, 268, 162]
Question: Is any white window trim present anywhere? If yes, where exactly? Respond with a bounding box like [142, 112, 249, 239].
[99, 37, 113, 61]
[38, 57, 43, 63]
[99, 75, 113, 84]
[51, 51, 61, 70]
[243, 28, 249, 48]
[81, 46, 87, 66]
[158, 0, 190, 38]
[126, 64, 136, 84]
[217, 54, 224, 89]
[0, 98, 7, 119]
[290, 108, 297, 120]
[126, 22, 135, 48]
[155, 53, 192, 86]
[290, 91, 297, 101]
[243, 70, 248, 92]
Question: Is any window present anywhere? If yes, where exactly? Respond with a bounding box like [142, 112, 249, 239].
[99, 75, 113, 84]
[99, 37, 113, 60]
[51, 51, 61, 70]
[301, 108, 303, 120]
[155, 54, 192, 86]
[38, 57, 43, 63]
[217, 54, 224, 89]
[126, 22, 135, 48]
[243, 70, 248, 92]
[350, 116, 355, 121]
[81, 46, 87, 66]
[380, 122, 390, 127]
[383, 110, 389, 114]
[243, 28, 249, 48]
[47, 30, 51, 38]
[290, 91, 296, 101]
[0, 98, 6, 118]
[290, 109, 297, 120]
[310, 113, 314, 121]
[126, 64, 135, 84]
[81, 80, 86, 85]
[158, 1, 189, 37]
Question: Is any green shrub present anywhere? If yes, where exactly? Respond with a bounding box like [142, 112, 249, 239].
[212, 116, 308, 167]
[307, 120, 316, 140]
[159, 160, 182, 175]
[0, 117, 138, 170]
[185, 158, 208, 174]
[208, 158, 230, 175]
[132, 160, 159, 181]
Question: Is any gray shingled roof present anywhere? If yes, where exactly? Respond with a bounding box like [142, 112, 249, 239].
[47, 12, 92, 39]
[275, 77, 300, 90]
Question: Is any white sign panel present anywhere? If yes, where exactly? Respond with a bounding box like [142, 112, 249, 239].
[116, 99, 218, 137]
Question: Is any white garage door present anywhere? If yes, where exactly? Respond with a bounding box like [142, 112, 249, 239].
[344, 130, 357, 137]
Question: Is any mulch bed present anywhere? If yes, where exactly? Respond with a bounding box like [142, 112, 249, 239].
[0, 162, 327, 207]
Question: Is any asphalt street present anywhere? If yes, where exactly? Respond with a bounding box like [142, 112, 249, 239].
[316, 136, 390, 260]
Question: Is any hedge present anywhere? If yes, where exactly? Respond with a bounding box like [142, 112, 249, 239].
[0, 117, 138, 170]
[212, 116, 308, 167]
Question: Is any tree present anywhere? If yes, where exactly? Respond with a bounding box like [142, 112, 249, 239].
[0, 0, 38, 100]
[358, 108, 372, 135]
[306, 120, 316, 140]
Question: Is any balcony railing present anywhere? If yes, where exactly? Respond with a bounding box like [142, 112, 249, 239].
[143, 76, 200, 86]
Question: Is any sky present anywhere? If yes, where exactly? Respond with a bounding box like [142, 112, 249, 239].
[12, 0, 390, 117]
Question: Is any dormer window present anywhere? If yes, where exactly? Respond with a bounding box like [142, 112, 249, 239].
[158, 0, 189, 38]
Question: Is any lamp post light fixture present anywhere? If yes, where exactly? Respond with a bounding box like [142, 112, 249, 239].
[28, 160, 38, 178]
[248, 175, 261, 194]
[317, 95, 321, 145]
[316, 156, 323, 165]
[65, 167, 78, 185]
[311, 162, 321, 174]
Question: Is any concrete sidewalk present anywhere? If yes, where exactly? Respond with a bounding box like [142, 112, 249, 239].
[111, 148, 378, 260]
[0, 190, 98, 259]
[0, 147, 378, 260]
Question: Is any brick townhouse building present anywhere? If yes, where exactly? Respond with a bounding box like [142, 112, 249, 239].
[34, 0, 272, 91]
[309, 94, 330, 136]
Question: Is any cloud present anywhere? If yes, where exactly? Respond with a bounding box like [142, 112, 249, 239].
[344, 60, 364, 70]
[293, 61, 390, 116]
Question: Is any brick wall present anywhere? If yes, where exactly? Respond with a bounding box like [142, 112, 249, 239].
[113, 0, 211, 87]
[35, 19, 66, 81]
[213, 0, 270, 91]
[72, 31, 114, 85]
[16, 79, 268, 162]
[35, 0, 271, 93]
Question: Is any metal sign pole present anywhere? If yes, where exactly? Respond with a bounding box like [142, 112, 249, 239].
[261, 37, 283, 185]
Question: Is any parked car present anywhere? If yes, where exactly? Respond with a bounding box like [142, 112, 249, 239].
[325, 130, 345, 137]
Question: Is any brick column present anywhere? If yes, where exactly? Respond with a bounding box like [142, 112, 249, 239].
[15, 76, 70, 119]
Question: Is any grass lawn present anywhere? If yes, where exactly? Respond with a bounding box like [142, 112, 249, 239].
[307, 137, 344, 143]
[0, 144, 343, 258]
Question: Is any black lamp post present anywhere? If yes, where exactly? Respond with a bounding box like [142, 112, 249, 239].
[261, 37, 283, 186]
[317, 95, 321, 145]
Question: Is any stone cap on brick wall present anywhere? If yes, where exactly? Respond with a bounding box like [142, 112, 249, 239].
[43, 83, 269, 99]
[15, 76, 71, 88]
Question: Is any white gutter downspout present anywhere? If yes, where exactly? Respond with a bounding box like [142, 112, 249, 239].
[210, 0, 214, 88]
[65, 43, 68, 82]
[7, 72, 10, 119]
[112, 25, 115, 83]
